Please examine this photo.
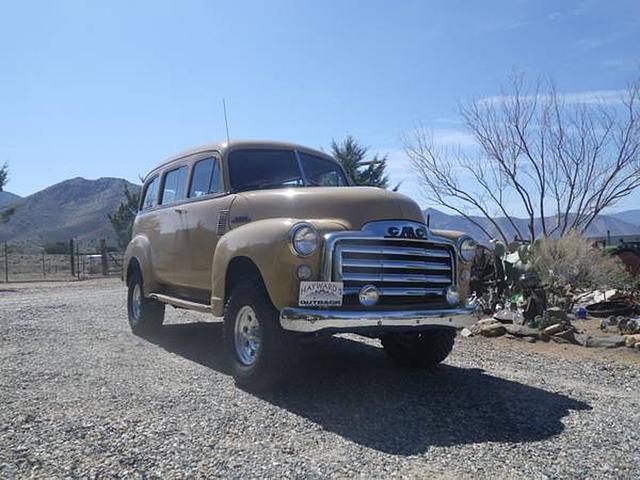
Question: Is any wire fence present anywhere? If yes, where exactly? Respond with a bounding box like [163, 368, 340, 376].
[0, 239, 123, 283]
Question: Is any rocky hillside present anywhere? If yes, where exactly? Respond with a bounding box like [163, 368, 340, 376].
[425, 208, 640, 242]
[0, 177, 139, 249]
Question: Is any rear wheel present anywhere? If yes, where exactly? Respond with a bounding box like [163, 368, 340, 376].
[127, 271, 165, 335]
[381, 329, 455, 368]
[224, 280, 289, 391]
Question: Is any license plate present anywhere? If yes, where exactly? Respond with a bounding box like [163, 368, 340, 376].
[299, 281, 343, 307]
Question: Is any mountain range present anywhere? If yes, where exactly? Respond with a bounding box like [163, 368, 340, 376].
[0, 177, 639, 250]
[0, 177, 139, 249]
[424, 208, 640, 242]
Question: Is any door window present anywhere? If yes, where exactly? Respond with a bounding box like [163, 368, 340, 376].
[161, 166, 188, 204]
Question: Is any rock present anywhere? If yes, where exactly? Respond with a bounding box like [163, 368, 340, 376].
[575, 334, 626, 348]
[543, 323, 565, 336]
[547, 307, 568, 323]
[477, 318, 500, 326]
[470, 318, 501, 335]
[504, 324, 542, 339]
[460, 328, 473, 338]
[494, 309, 515, 324]
[523, 337, 536, 343]
[478, 323, 506, 338]
[551, 329, 579, 345]
[620, 318, 640, 335]
[624, 334, 640, 348]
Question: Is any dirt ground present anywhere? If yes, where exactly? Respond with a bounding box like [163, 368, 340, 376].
[1, 279, 639, 479]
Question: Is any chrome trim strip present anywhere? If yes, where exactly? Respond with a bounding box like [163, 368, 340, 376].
[280, 306, 475, 333]
[341, 258, 452, 270]
[338, 245, 451, 258]
[341, 273, 452, 283]
[343, 286, 446, 296]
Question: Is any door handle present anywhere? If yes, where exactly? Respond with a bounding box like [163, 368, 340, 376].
[174, 208, 186, 214]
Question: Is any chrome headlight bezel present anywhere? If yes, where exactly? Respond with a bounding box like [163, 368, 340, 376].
[457, 236, 477, 263]
[290, 222, 319, 257]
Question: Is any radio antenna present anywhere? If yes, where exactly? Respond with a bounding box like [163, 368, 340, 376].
[222, 98, 230, 142]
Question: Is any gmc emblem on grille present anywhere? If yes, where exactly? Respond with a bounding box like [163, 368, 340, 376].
[385, 226, 427, 239]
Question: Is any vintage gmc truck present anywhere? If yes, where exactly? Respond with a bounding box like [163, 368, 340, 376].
[123, 141, 477, 389]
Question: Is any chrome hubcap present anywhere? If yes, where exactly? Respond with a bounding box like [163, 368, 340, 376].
[234, 306, 262, 366]
[131, 283, 142, 324]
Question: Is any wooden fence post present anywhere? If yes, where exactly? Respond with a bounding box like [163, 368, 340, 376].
[69, 239, 75, 277]
[100, 239, 108, 276]
[76, 241, 80, 279]
[3, 242, 8, 283]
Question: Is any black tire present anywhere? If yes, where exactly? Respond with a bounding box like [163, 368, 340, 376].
[127, 270, 165, 336]
[223, 279, 289, 391]
[381, 328, 456, 368]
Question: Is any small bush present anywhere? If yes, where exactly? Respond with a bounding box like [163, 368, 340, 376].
[530, 231, 629, 295]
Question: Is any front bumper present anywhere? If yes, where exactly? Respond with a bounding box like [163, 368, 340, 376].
[280, 306, 476, 334]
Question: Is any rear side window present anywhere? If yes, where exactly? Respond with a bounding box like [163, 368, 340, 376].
[189, 158, 222, 197]
[141, 176, 159, 210]
[161, 166, 188, 205]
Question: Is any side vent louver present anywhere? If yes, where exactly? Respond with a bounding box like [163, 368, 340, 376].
[216, 210, 230, 236]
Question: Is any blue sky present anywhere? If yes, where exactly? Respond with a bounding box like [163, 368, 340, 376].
[1, 0, 639, 210]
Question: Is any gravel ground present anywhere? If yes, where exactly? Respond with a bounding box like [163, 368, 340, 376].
[1, 278, 639, 479]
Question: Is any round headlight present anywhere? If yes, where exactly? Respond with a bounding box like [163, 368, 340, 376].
[291, 223, 319, 257]
[458, 237, 477, 263]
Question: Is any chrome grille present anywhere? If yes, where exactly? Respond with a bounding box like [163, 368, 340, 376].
[332, 238, 455, 307]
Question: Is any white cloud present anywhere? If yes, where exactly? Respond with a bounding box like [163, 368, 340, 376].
[478, 89, 628, 106]
[602, 59, 639, 72]
[432, 129, 477, 147]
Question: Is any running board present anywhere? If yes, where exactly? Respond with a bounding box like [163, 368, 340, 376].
[148, 293, 211, 313]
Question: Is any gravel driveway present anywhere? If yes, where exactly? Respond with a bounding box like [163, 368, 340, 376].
[1, 279, 639, 479]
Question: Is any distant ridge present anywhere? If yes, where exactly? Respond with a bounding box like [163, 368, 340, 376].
[0, 190, 20, 207]
[424, 208, 640, 242]
[0, 177, 139, 248]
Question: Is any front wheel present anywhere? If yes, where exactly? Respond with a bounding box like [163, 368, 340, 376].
[223, 280, 290, 391]
[381, 329, 455, 368]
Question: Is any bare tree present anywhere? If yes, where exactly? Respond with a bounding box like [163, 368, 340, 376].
[403, 74, 640, 243]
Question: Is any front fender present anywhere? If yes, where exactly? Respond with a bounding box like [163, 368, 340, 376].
[210, 218, 345, 316]
[123, 234, 157, 295]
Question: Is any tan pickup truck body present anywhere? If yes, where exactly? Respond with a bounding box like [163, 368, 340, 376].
[123, 140, 476, 388]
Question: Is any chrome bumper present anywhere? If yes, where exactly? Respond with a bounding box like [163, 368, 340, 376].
[280, 306, 476, 333]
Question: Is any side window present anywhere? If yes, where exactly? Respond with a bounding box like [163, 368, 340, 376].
[141, 176, 159, 210]
[189, 157, 222, 198]
[161, 166, 188, 205]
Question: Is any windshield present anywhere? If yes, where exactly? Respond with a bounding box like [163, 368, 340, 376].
[228, 149, 348, 192]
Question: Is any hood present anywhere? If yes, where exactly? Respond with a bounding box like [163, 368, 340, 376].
[230, 186, 425, 230]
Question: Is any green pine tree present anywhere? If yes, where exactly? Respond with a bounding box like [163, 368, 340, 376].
[108, 186, 140, 250]
[330, 136, 396, 189]
[0, 162, 8, 192]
